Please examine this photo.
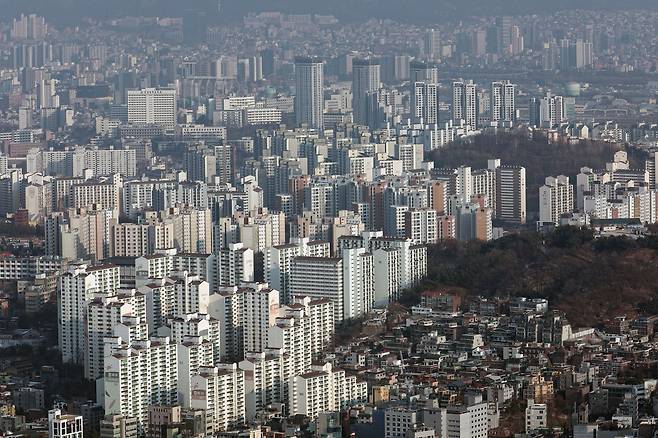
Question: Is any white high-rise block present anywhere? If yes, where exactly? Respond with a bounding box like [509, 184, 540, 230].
[58, 264, 120, 364]
[190, 364, 246, 434]
[127, 88, 176, 127]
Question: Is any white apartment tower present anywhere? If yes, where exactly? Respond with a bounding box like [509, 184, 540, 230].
[372, 247, 401, 306]
[139, 273, 209, 334]
[422, 29, 441, 60]
[342, 248, 374, 320]
[239, 351, 286, 420]
[412, 82, 438, 125]
[103, 336, 178, 435]
[174, 315, 221, 408]
[239, 296, 334, 420]
[444, 402, 489, 438]
[209, 243, 254, 291]
[208, 283, 280, 361]
[453, 81, 478, 128]
[405, 208, 439, 245]
[127, 88, 177, 127]
[289, 362, 367, 418]
[268, 297, 335, 406]
[58, 264, 120, 364]
[490, 81, 516, 127]
[539, 175, 574, 224]
[85, 291, 146, 380]
[190, 364, 246, 434]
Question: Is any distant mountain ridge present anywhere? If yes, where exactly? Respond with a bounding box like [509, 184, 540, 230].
[3, 0, 658, 24]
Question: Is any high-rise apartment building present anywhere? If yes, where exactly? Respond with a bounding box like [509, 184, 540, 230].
[265, 238, 330, 304]
[412, 82, 438, 125]
[453, 81, 478, 128]
[11, 14, 48, 40]
[525, 400, 548, 433]
[238, 296, 335, 420]
[209, 243, 254, 291]
[405, 208, 438, 245]
[190, 364, 246, 434]
[491, 162, 527, 224]
[490, 81, 516, 127]
[456, 204, 493, 241]
[495, 16, 513, 52]
[444, 401, 489, 438]
[58, 264, 120, 364]
[268, 297, 335, 395]
[184, 144, 235, 185]
[208, 282, 280, 361]
[288, 362, 367, 418]
[341, 248, 374, 320]
[384, 408, 419, 438]
[69, 177, 122, 215]
[85, 291, 146, 380]
[560, 39, 593, 70]
[531, 93, 566, 128]
[291, 257, 344, 322]
[539, 175, 574, 224]
[127, 88, 177, 127]
[103, 337, 178, 435]
[173, 314, 221, 408]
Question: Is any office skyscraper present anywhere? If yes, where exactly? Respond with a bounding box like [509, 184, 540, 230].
[496, 16, 513, 52]
[294, 57, 324, 130]
[352, 59, 381, 125]
[182, 10, 207, 45]
[422, 29, 441, 60]
[261, 49, 275, 77]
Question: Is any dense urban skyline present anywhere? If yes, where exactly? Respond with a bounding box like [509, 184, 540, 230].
[3, 0, 658, 23]
[0, 3, 657, 438]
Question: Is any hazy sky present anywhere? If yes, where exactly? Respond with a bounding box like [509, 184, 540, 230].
[2, 0, 658, 24]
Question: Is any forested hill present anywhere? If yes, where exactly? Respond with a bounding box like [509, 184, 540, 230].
[403, 227, 658, 328]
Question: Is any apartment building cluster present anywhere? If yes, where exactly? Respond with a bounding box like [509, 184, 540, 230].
[55, 255, 366, 435]
[539, 151, 658, 228]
